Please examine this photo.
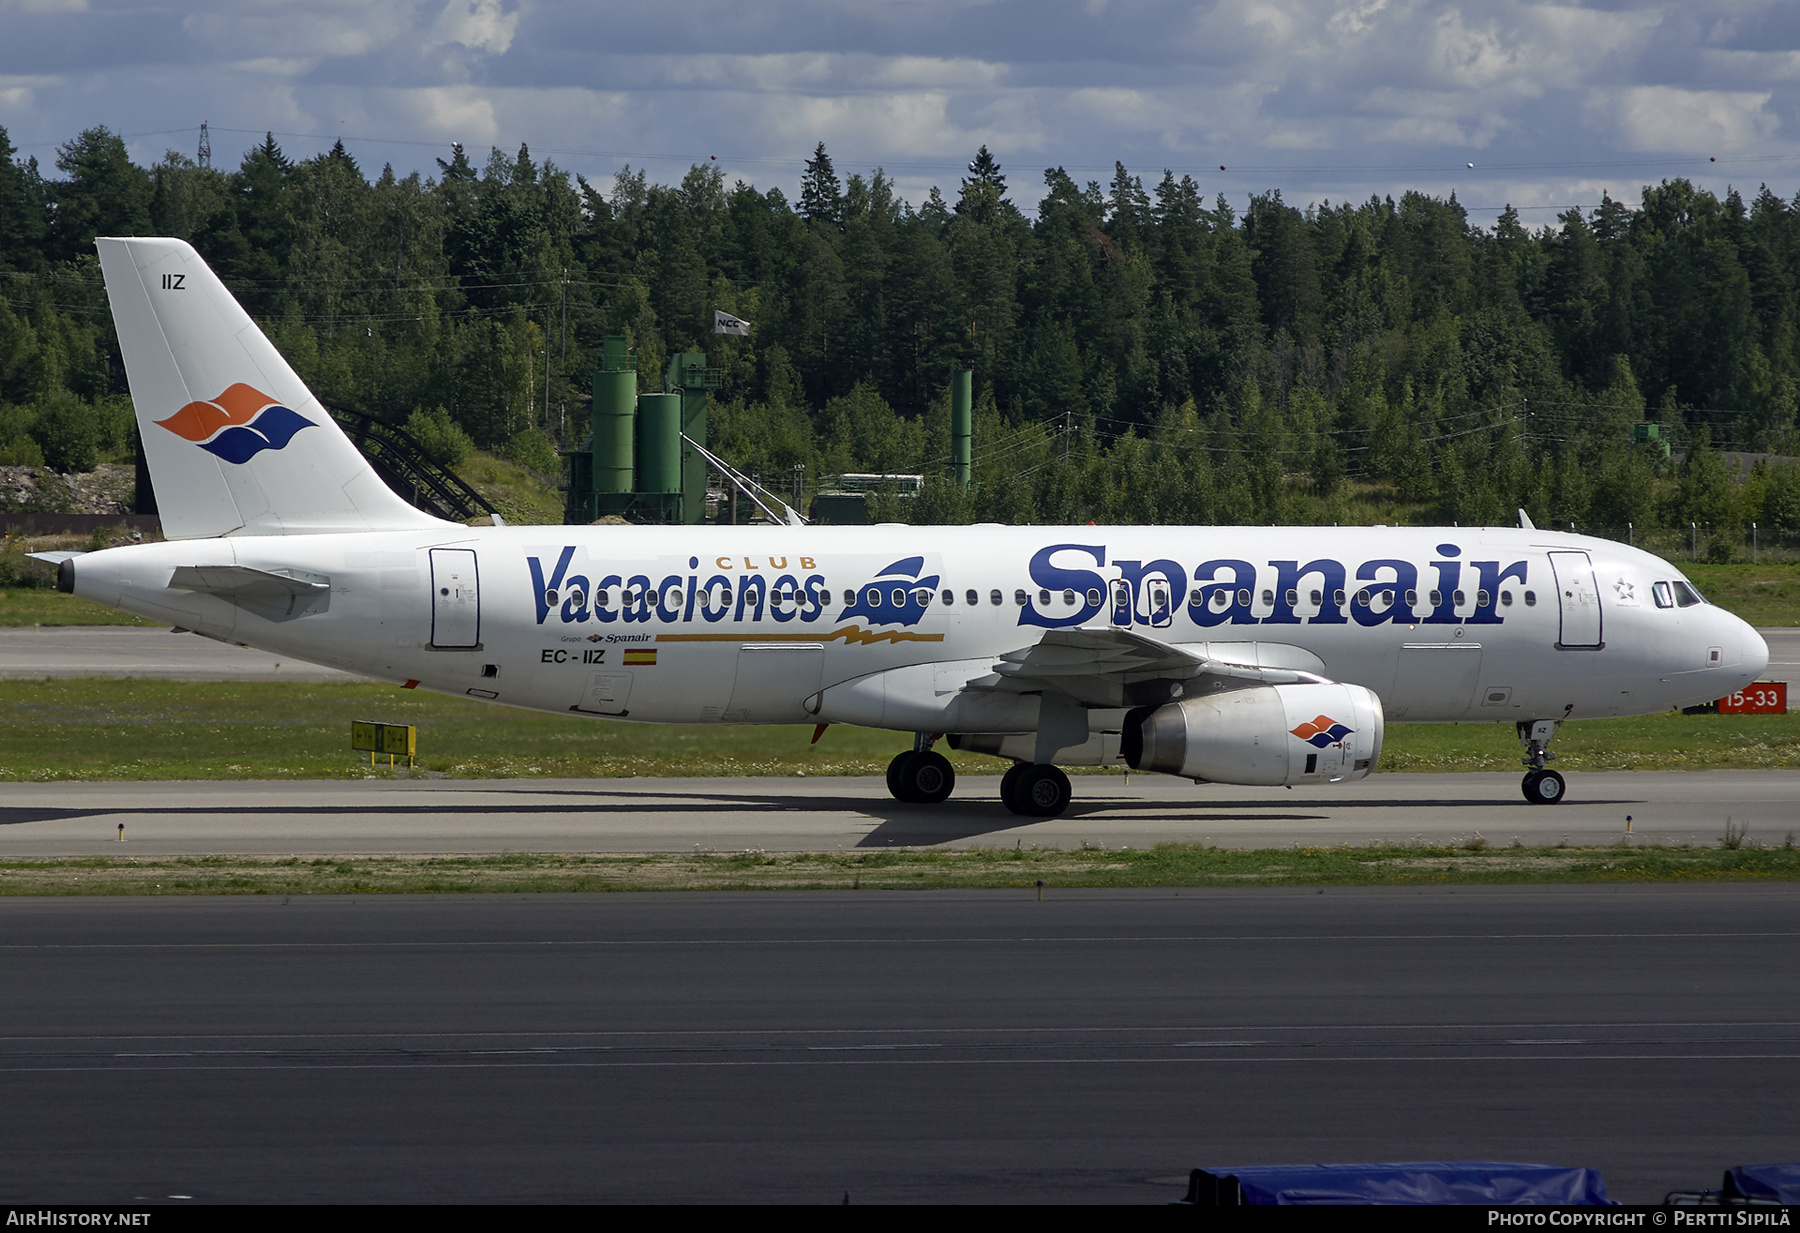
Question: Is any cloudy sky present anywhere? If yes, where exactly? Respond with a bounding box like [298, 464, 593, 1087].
[3, 0, 1798, 223]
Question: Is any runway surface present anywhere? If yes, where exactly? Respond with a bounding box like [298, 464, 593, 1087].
[2, 887, 1796, 1204]
[4, 771, 1796, 855]
[0, 624, 1794, 685]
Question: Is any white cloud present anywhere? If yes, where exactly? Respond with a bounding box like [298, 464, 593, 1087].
[1595, 85, 1781, 153]
[404, 85, 503, 142]
[1699, 49, 1800, 83]
[429, 0, 521, 55]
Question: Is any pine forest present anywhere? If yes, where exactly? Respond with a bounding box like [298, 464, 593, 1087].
[5, 126, 1800, 560]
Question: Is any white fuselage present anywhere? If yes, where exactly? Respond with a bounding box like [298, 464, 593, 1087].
[73, 523, 1768, 746]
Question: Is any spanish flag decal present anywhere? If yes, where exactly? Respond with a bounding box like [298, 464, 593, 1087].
[623, 649, 657, 666]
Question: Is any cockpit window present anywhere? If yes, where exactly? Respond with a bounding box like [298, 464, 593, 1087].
[1672, 580, 1704, 608]
[1652, 582, 1673, 609]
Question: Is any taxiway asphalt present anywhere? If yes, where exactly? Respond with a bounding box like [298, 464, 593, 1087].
[3, 770, 1796, 855]
[2, 887, 1795, 1204]
[0, 625, 365, 681]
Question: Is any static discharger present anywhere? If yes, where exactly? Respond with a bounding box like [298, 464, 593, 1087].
[352, 721, 417, 768]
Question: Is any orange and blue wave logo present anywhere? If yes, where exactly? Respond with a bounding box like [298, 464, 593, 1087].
[1290, 715, 1353, 747]
[155, 383, 315, 464]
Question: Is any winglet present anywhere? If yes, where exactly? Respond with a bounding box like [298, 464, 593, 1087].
[1518, 508, 1536, 530]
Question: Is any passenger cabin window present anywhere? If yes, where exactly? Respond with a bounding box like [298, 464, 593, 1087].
[1063, 588, 1077, 605]
[843, 589, 855, 606]
[990, 590, 1003, 606]
[1523, 590, 1537, 606]
[1673, 580, 1704, 608]
[1652, 582, 1673, 608]
[1475, 590, 1488, 607]
[1086, 588, 1102, 607]
[1039, 589, 1052, 606]
[1334, 589, 1346, 606]
[1500, 591, 1513, 606]
[942, 589, 954, 606]
[1014, 589, 1028, 606]
[966, 589, 978, 606]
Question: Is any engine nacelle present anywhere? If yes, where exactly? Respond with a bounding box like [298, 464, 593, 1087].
[1123, 682, 1384, 786]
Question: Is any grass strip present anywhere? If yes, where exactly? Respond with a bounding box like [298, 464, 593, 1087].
[4, 841, 1800, 896]
[2, 679, 1798, 780]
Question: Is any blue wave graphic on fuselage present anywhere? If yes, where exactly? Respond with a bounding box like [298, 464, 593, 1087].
[196, 404, 315, 464]
[837, 556, 940, 628]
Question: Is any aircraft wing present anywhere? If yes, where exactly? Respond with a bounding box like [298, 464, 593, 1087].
[966, 625, 1330, 710]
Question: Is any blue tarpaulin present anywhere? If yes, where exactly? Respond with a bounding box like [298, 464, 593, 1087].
[1188, 1161, 1613, 1205]
[1726, 1164, 1800, 1203]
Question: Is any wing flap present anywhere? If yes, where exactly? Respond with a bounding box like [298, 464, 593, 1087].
[966, 626, 1330, 709]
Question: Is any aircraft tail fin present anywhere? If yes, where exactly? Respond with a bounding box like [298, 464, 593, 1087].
[96, 237, 448, 539]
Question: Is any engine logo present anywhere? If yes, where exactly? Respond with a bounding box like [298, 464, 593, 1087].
[1290, 715, 1353, 747]
[155, 382, 315, 464]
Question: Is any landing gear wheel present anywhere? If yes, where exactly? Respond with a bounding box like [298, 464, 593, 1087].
[886, 752, 918, 802]
[1522, 769, 1566, 805]
[1017, 764, 1073, 818]
[1000, 763, 1028, 814]
[899, 750, 955, 804]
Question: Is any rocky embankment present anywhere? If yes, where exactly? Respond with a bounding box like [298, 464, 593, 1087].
[0, 465, 135, 516]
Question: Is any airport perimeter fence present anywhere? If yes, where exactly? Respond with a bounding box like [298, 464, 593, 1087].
[1568, 523, 1800, 565]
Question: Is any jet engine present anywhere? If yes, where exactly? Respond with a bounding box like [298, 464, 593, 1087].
[1122, 682, 1384, 786]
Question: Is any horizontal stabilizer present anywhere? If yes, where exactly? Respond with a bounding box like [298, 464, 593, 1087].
[167, 565, 331, 619]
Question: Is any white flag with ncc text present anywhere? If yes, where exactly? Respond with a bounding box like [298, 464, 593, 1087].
[713, 309, 751, 336]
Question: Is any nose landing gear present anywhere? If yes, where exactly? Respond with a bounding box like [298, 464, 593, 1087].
[1518, 718, 1567, 805]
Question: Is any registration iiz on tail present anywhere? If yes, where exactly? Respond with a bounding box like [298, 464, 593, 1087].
[47, 238, 1770, 817]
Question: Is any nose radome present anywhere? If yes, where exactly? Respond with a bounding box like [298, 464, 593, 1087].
[1744, 622, 1771, 680]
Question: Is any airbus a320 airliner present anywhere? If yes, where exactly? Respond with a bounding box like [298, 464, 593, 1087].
[39, 238, 1770, 817]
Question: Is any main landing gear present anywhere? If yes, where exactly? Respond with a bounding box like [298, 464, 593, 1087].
[1000, 762, 1072, 818]
[886, 734, 955, 804]
[1518, 718, 1566, 805]
[883, 735, 1074, 818]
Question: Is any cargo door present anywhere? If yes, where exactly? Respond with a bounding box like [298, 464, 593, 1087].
[1548, 550, 1603, 649]
[429, 548, 480, 649]
[724, 643, 825, 722]
[1388, 643, 1484, 720]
